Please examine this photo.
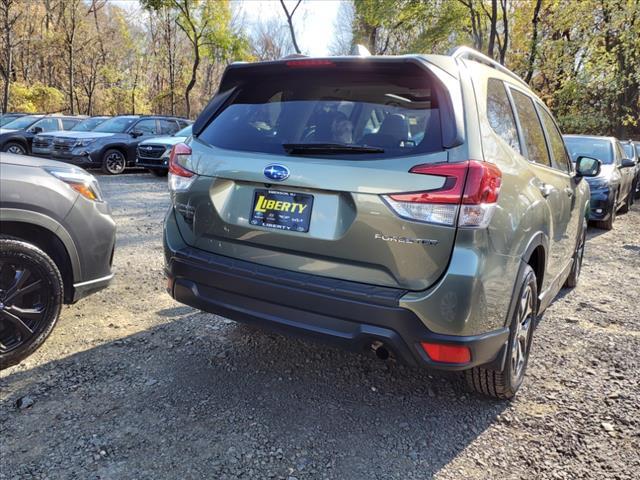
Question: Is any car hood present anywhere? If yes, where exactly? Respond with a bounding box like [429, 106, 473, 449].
[138, 136, 187, 147]
[0, 128, 19, 135]
[0, 151, 90, 170]
[50, 131, 116, 140]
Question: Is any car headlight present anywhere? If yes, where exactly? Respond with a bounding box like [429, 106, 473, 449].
[587, 178, 609, 190]
[45, 167, 104, 202]
[75, 138, 96, 147]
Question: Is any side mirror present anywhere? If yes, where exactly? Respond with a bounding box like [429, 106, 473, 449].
[130, 130, 143, 138]
[575, 156, 601, 177]
[621, 158, 635, 168]
[30, 126, 43, 134]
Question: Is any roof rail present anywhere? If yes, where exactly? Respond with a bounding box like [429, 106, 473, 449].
[449, 46, 529, 88]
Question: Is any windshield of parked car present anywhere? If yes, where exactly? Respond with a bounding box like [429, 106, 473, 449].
[93, 117, 138, 133]
[564, 137, 613, 165]
[622, 143, 636, 159]
[198, 63, 444, 158]
[2, 115, 41, 130]
[174, 125, 192, 137]
[71, 117, 108, 132]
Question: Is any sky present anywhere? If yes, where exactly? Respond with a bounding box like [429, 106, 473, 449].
[110, 0, 344, 57]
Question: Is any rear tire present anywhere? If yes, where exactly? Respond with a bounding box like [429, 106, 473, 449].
[2, 142, 26, 155]
[619, 190, 631, 214]
[150, 168, 168, 177]
[465, 265, 537, 400]
[102, 149, 127, 175]
[0, 239, 63, 370]
[564, 219, 587, 288]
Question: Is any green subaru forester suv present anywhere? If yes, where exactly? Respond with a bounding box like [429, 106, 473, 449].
[163, 47, 600, 399]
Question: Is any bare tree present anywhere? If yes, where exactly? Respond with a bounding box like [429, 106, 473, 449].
[330, 0, 354, 55]
[279, 0, 302, 54]
[0, 0, 21, 112]
[252, 17, 294, 60]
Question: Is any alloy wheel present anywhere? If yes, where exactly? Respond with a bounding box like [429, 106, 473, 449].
[510, 282, 534, 385]
[105, 151, 126, 174]
[0, 260, 51, 355]
[6, 144, 25, 155]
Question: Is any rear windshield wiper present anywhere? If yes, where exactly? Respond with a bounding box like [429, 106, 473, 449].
[282, 143, 384, 155]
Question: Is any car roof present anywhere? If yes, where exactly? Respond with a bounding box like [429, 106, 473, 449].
[563, 134, 617, 143]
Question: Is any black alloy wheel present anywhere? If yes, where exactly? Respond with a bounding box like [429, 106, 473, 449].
[0, 239, 63, 369]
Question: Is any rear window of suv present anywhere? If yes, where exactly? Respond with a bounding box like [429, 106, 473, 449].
[198, 62, 444, 158]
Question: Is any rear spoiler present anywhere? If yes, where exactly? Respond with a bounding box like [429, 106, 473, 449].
[193, 57, 465, 149]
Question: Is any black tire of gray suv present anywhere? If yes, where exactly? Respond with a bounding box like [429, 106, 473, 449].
[0, 238, 63, 370]
[2, 142, 26, 155]
[465, 265, 537, 399]
[619, 190, 631, 214]
[564, 219, 587, 288]
[102, 149, 127, 175]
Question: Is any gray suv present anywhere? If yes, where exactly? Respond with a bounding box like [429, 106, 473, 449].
[163, 48, 600, 399]
[0, 153, 116, 368]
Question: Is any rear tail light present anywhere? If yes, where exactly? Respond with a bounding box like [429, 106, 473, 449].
[382, 160, 502, 228]
[421, 342, 471, 364]
[168, 143, 197, 192]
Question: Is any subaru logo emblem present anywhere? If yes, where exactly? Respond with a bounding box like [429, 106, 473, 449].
[145, 146, 153, 150]
[263, 164, 290, 181]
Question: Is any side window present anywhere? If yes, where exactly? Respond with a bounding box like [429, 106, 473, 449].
[33, 118, 60, 132]
[159, 119, 180, 135]
[62, 118, 79, 130]
[486, 79, 521, 153]
[134, 119, 158, 134]
[511, 90, 552, 167]
[537, 106, 571, 173]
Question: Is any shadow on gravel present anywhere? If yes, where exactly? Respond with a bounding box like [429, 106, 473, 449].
[1, 313, 509, 479]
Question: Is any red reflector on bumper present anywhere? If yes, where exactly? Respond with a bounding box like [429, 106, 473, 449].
[421, 342, 471, 364]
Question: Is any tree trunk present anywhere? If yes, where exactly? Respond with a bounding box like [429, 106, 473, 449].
[185, 43, 199, 118]
[525, 0, 543, 83]
[486, 0, 497, 59]
[68, 43, 75, 114]
[280, 0, 302, 54]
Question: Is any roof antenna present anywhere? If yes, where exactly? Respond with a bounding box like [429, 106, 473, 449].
[351, 44, 372, 57]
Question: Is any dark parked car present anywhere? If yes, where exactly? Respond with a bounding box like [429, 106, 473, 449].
[136, 124, 192, 176]
[48, 115, 190, 174]
[164, 48, 599, 399]
[0, 113, 27, 127]
[0, 153, 116, 369]
[620, 139, 640, 200]
[0, 115, 83, 155]
[32, 116, 111, 158]
[564, 135, 636, 229]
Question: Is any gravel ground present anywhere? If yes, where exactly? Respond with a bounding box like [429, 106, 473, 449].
[1, 173, 639, 480]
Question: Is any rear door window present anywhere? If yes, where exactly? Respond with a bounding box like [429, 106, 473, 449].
[62, 118, 80, 130]
[537, 106, 571, 173]
[134, 119, 158, 135]
[486, 79, 520, 153]
[198, 62, 445, 158]
[159, 119, 180, 135]
[510, 89, 552, 167]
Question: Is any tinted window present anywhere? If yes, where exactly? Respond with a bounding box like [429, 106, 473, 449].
[622, 143, 635, 159]
[486, 79, 520, 153]
[3, 115, 41, 130]
[159, 119, 180, 135]
[511, 90, 551, 167]
[635, 143, 640, 157]
[33, 118, 60, 132]
[134, 119, 158, 134]
[71, 117, 108, 132]
[94, 117, 138, 133]
[62, 118, 80, 130]
[564, 137, 613, 165]
[537, 106, 571, 172]
[198, 63, 444, 159]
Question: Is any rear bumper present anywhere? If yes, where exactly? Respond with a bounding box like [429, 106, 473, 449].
[164, 212, 508, 371]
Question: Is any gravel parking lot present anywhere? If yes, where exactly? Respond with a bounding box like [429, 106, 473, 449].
[1, 173, 639, 479]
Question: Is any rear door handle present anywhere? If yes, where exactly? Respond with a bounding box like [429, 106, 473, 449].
[538, 184, 555, 198]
